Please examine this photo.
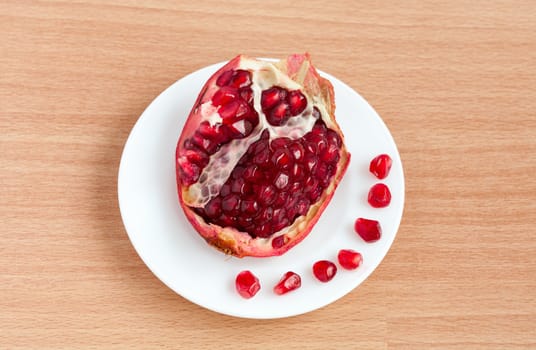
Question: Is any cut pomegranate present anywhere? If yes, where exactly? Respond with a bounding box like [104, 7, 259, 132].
[354, 218, 382, 242]
[176, 54, 350, 257]
[337, 249, 363, 270]
[273, 271, 301, 295]
[368, 183, 391, 208]
[235, 270, 261, 299]
[369, 154, 392, 179]
[312, 260, 337, 282]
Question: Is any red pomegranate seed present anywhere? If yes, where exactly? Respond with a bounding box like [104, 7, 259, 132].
[268, 102, 290, 126]
[274, 271, 301, 295]
[230, 69, 251, 88]
[216, 69, 234, 87]
[368, 183, 391, 208]
[271, 234, 288, 248]
[313, 260, 337, 282]
[204, 197, 222, 218]
[288, 90, 307, 115]
[253, 223, 271, 238]
[212, 86, 238, 106]
[369, 154, 392, 179]
[354, 217, 382, 242]
[271, 148, 293, 169]
[235, 270, 261, 299]
[261, 87, 282, 110]
[337, 249, 363, 270]
[222, 194, 240, 215]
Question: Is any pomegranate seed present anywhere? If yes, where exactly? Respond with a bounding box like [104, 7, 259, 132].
[235, 270, 261, 299]
[267, 102, 290, 126]
[253, 223, 271, 238]
[216, 69, 234, 87]
[288, 142, 305, 160]
[313, 260, 337, 282]
[258, 185, 276, 206]
[257, 206, 273, 223]
[369, 154, 392, 179]
[337, 249, 363, 270]
[271, 234, 288, 249]
[354, 218, 382, 242]
[271, 137, 291, 149]
[272, 217, 289, 233]
[272, 191, 289, 208]
[368, 183, 391, 208]
[273, 172, 290, 190]
[291, 163, 305, 180]
[212, 86, 238, 106]
[230, 69, 251, 88]
[239, 87, 253, 104]
[222, 194, 240, 215]
[240, 198, 259, 215]
[271, 148, 293, 169]
[178, 159, 200, 185]
[288, 90, 307, 115]
[261, 86, 286, 110]
[205, 197, 222, 218]
[274, 271, 301, 295]
[296, 198, 310, 216]
[218, 100, 241, 120]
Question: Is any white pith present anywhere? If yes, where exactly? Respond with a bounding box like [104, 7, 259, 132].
[184, 58, 330, 208]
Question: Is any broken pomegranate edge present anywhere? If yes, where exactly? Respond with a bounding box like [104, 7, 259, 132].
[176, 54, 351, 258]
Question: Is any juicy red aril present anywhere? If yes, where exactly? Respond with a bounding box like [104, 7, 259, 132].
[195, 120, 340, 239]
[216, 70, 234, 87]
[368, 183, 391, 208]
[354, 218, 382, 242]
[268, 103, 290, 126]
[288, 90, 307, 115]
[235, 270, 260, 299]
[369, 154, 392, 179]
[313, 260, 337, 282]
[212, 86, 238, 107]
[230, 69, 251, 88]
[261, 86, 286, 110]
[274, 271, 301, 295]
[337, 249, 363, 270]
[271, 234, 288, 249]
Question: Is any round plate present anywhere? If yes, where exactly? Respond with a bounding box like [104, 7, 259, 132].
[118, 60, 404, 319]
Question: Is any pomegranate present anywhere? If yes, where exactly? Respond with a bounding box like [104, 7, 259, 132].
[354, 217, 382, 242]
[235, 270, 261, 299]
[368, 183, 391, 208]
[176, 54, 350, 257]
[273, 271, 301, 295]
[337, 249, 363, 270]
[369, 154, 392, 179]
[312, 260, 337, 282]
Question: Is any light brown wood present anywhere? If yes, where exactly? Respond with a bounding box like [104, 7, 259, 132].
[1, 0, 535, 348]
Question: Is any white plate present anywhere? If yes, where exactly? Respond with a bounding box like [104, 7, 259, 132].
[118, 60, 405, 319]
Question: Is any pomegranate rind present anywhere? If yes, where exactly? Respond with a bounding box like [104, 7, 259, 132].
[176, 54, 350, 258]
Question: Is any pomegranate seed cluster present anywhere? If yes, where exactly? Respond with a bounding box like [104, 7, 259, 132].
[195, 122, 341, 239]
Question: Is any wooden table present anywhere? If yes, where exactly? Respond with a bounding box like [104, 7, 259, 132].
[2, 1, 535, 348]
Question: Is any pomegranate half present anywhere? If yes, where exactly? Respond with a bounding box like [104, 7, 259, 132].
[176, 53, 350, 257]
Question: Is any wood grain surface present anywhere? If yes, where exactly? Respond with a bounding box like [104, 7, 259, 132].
[1, 0, 535, 348]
